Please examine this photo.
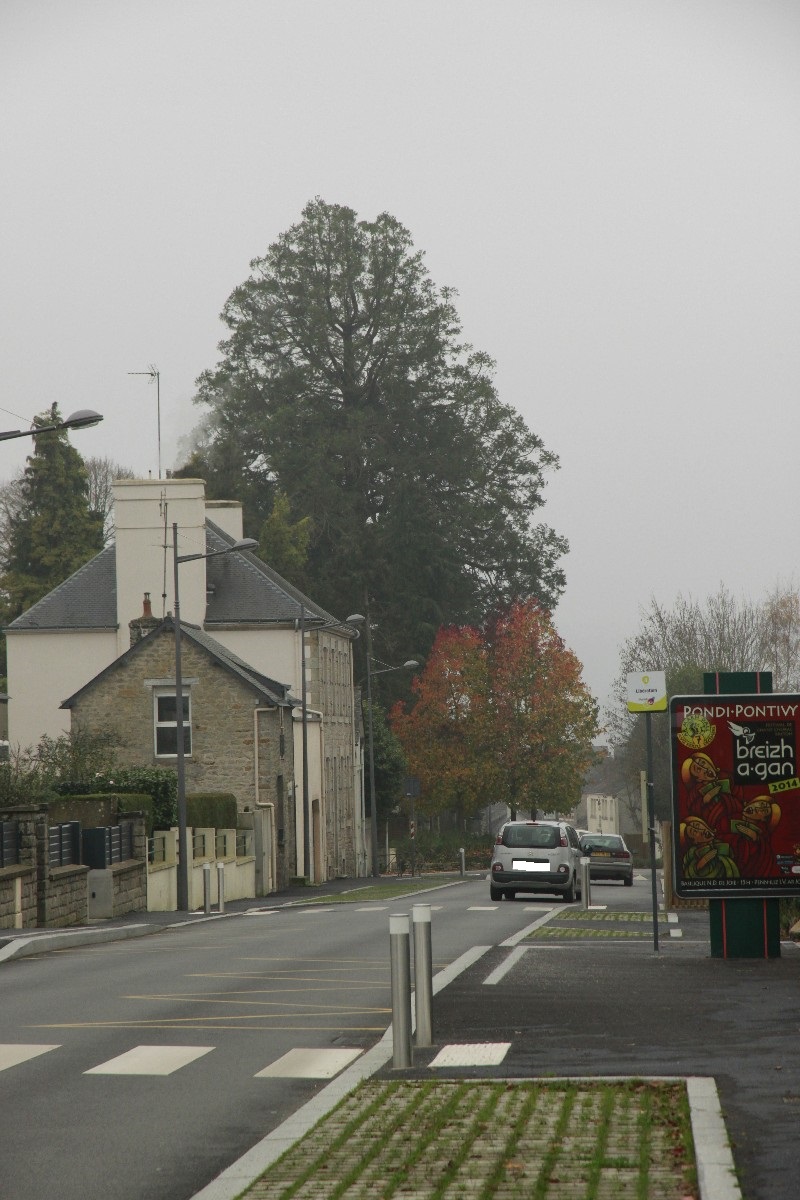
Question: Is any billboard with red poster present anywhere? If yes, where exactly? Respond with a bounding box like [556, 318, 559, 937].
[670, 693, 800, 898]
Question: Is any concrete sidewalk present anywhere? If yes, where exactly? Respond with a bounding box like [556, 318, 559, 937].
[196, 901, 746, 1200]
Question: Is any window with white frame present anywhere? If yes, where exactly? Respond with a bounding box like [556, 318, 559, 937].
[154, 690, 191, 757]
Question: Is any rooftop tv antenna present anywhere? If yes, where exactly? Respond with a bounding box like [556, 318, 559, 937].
[127, 365, 161, 478]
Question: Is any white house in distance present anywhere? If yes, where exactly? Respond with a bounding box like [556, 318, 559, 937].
[5, 477, 365, 882]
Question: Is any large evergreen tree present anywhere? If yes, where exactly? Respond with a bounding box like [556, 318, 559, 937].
[189, 199, 566, 667]
[0, 405, 104, 622]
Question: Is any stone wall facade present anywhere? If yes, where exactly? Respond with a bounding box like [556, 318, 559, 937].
[312, 630, 359, 878]
[66, 627, 297, 891]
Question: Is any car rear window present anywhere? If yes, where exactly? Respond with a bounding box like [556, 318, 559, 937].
[502, 825, 559, 849]
[582, 836, 623, 850]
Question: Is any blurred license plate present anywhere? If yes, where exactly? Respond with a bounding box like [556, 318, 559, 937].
[592, 851, 611, 857]
[512, 860, 549, 871]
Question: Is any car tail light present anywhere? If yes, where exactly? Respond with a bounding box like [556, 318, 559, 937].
[495, 834, 503, 845]
[560, 832, 568, 847]
[612, 850, 631, 859]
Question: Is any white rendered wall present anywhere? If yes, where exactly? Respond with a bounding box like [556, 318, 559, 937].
[113, 478, 208, 655]
[7, 630, 118, 749]
[205, 501, 244, 541]
[210, 628, 299, 696]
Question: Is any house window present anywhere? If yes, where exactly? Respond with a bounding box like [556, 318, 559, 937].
[154, 691, 191, 757]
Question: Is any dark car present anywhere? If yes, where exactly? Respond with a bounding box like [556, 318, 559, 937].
[579, 833, 633, 885]
[490, 819, 583, 902]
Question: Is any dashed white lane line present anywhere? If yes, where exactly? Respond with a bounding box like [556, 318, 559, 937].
[429, 1042, 511, 1068]
[483, 945, 530, 985]
[255, 1048, 363, 1079]
[0, 1044, 59, 1071]
[500, 906, 563, 947]
[85, 1045, 214, 1075]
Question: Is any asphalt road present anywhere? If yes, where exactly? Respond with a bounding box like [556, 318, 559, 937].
[0, 876, 547, 1200]
[3, 872, 797, 1200]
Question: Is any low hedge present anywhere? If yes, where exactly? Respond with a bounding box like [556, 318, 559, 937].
[186, 792, 238, 830]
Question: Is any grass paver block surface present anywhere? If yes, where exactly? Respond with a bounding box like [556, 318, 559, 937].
[240, 1079, 697, 1200]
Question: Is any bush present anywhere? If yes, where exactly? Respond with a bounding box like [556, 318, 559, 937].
[186, 792, 238, 829]
[394, 830, 492, 872]
[56, 767, 177, 833]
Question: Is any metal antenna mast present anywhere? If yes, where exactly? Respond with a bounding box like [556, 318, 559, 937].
[127, 365, 161, 478]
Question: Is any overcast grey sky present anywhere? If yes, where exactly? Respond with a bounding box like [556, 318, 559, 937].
[2, 0, 799, 719]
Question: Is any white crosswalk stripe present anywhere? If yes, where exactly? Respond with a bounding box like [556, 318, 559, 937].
[85, 1045, 214, 1075]
[255, 1048, 363, 1078]
[0, 1044, 59, 1072]
[429, 1042, 511, 1067]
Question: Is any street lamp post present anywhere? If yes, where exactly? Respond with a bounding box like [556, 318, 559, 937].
[361, 619, 418, 877]
[297, 608, 363, 880]
[172, 524, 258, 911]
[0, 409, 103, 442]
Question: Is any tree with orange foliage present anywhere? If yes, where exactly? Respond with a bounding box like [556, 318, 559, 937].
[390, 601, 598, 822]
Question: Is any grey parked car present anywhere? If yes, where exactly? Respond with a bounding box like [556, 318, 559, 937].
[490, 819, 583, 902]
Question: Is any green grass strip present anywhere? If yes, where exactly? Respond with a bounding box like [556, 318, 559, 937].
[637, 1081, 653, 1200]
[476, 1082, 543, 1200]
[530, 1083, 577, 1200]
[260, 1078, 434, 1200]
[558, 910, 668, 922]
[376, 1081, 476, 1200]
[583, 1081, 617, 1198]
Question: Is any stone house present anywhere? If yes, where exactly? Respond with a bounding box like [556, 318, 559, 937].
[5, 477, 364, 882]
[60, 616, 298, 891]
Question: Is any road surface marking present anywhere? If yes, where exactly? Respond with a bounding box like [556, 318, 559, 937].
[85, 1044, 214, 1075]
[483, 945, 531, 985]
[255, 1048, 363, 1078]
[429, 1042, 511, 1067]
[0, 1044, 59, 1071]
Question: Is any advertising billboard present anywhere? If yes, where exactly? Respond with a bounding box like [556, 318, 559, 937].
[670, 693, 800, 898]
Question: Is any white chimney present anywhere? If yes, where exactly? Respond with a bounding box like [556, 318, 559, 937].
[112, 478, 208, 656]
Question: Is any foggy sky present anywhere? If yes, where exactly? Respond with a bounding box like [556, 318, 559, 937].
[2, 0, 799, 720]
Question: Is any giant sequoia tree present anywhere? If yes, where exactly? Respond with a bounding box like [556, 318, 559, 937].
[190, 199, 566, 664]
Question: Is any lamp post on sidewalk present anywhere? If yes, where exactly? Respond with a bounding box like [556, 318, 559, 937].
[297, 608, 363, 880]
[359, 619, 418, 877]
[172, 525, 258, 911]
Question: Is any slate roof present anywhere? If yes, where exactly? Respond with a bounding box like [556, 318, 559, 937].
[6, 520, 356, 636]
[60, 616, 296, 710]
[204, 521, 346, 629]
[5, 545, 117, 631]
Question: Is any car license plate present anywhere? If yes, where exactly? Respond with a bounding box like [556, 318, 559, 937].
[512, 860, 549, 872]
[593, 851, 611, 857]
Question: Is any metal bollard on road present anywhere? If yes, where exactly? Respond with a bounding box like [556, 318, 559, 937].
[217, 862, 225, 913]
[580, 856, 592, 910]
[412, 904, 433, 1048]
[203, 863, 212, 914]
[389, 914, 413, 1068]
[459, 847, 466, 877]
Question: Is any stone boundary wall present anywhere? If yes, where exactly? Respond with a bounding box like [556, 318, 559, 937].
[44, 864, 89, 927]
[0, 866, 37, 929]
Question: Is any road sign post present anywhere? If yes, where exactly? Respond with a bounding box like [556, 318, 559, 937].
[627, 672, 667, 952]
